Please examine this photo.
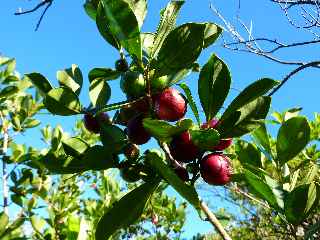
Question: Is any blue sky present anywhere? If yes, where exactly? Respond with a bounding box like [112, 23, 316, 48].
[1, 0, 320, 238]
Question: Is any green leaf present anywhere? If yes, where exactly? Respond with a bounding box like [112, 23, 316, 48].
[89, 78, 111, 108]
[221, 78, 279, 121]
[44, 87, 82, 116]
[167, 68, 191, 85]
[84, 1, 98, 20]
[305, 220, 320, 240]
[88, 68, 120, 82]
[252, 123, 271, 155]
[203, 23, 222, 48]
[179, 83, 200, 126]
[244, 169, 284, 211]
[146, 150, 201, 212]
[236, 140, 262, 168]
[151, 0, 185, 58]
[123, 0, 147, 29]
[62, 137, 89, 157]
[198, 54, 231, 121]
[0, 86, 19, 98]
[141, 33, 155, 56]
[100, 124, 127, 153]
[189, 128, 220, 150]
[23, 119, 41, 129]
[155, 23, 206, 76]
[96, 3, 121, 49]
[42, 146, 117, 174]
[26, 72, 53, 96]
[57, 64, 83, 95]
[30, 215, 46, 233]
[219, 96, 271, 138]
[0, 212, 9, 236]
[143, 118, 179, 142]
[285, 183, 320, 224]
[276, 116, 310, 165]
[95, 180, 159, 239]
[101, 0, 142, 60]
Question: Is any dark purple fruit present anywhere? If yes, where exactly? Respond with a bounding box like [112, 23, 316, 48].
[127, 115, 151, 145]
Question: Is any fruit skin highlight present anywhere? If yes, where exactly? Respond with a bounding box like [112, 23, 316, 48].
[201, 118, 233, 151]
[170, 131, 199, 163]
[127, 115, 151, 145]
[200, 153, 232, 185]
[153, 88, 187, 122]
[84, 112, 110, 133]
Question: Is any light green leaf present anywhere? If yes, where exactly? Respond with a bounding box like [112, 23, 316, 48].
[89, 78, 111, 108]
[57, 64, 83, 95]
[203, 22, 222, 48]
[26, 72, 53, 96]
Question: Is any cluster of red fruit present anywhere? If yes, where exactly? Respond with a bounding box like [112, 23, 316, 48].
[83, 59, 232, 186]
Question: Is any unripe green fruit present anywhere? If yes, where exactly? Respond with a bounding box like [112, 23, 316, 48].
[151, 75, 169, 93]
[120, 71, 146, 98]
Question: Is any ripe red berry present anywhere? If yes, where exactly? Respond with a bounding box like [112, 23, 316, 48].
[200, 153, 232, 185]
[153, 88, 187, 122]
[84, 112, 110, 133]
[170, 131, 199, 163]
[201, 118, 233, 151]
[174, 166, 189, 182]
[127, 115, 151, 145]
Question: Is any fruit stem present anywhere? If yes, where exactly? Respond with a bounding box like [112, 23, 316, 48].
[159, 142, 183, 169]
[200, 201, 232, 240]
[143, 65, 153, 110]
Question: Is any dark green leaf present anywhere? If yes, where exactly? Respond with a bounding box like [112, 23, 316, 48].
[189, 128, 220, 150]
[203, 23, 222, 48]
[221, 78, 279, 121]
[155, 23, 206, 76]
[219, 96, 271, 138]
[89, 78, 111, 108]
[179, 83, 200, 126]
[84, 1, 97, 20]
[198, 54, 231, 121]
[167, 68, 191, 85]
[285, 183, 319, 224]
[252, 123, 271, 155]
[0, 86, 19, 98]
[0, 212, 9, 236]
[88, 68, 120, 82]
[100, 124, 127, 153]
[305, 220, 320, 240]
[44, 87, 82, 116]
[276, 116, 310, 165]
[124, 0, 147, 28]
[95, 180, 159, 239]
[62, 137, 89, 157]
[143, 118, 179, 142]
[101, 0, 142, 59]
[146, 150, 201, 212]
[57, 64, 83, 95]
[151, 0, 185, 58]
[96, 3, 121, 49]
[236, 140, 262, 168]
[26, 72, 53, 96]
[141, 33, 155, 56]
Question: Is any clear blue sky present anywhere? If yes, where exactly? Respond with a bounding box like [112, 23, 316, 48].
[1, 0, 319, 238]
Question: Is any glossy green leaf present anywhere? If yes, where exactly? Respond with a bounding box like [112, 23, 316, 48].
[89, 78, 111, 108]
[285, 183, 320, 224]
[88, 68, 120, 82]
[30, 215, 46, 233]
[57, 64, 83, 95]
[146, 150, 201, 212]
[236, 140, 262, 168]
[203, 23, 222, 48]
[83, 0, 99, 20]
[143, 118, 179, 142]
[96, 3, 121, 49]
[95, 180, 159, 239]
[198, 54, 231, 121]
[101, 0, 142, 59]
[252, 123, 271, 155]
[219, 96, 271, 138]
[276, 116, 310, 165]
[0, 212, 9, 236]
[141, 33, 155, 56]
[0, 86, 19, 98]
[221, 78, 279, 121]
[155, 23, 206, 76]
[179, 83, 200, 126]
[151, 0, 185, 58]
[189, 128, 220, 150]
[44, 87, 82, 116]
[124, 0, 147, 28]
[62, 137, 89, 157]
[100, 124, 127, 153]
[26, 72, 53, 96]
